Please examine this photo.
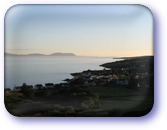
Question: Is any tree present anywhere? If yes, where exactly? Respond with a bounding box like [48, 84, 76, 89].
[20, 83, 34, 98]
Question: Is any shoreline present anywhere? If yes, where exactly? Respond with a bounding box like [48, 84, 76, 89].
[5, 55, 154, 91]
[113, 55, 154, 60]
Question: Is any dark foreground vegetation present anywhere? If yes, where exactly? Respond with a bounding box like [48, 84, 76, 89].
[5, 84, 153, 117]
[4, 56, 154, 117]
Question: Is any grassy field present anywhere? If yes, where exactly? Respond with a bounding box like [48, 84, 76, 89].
[86, 86, 154, 116]
[5, 86, 153, 117]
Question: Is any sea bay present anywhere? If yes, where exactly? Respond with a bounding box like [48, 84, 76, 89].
[5, 56, 119, 89]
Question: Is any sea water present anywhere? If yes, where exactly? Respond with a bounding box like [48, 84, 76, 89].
[5, 56, 118, 89]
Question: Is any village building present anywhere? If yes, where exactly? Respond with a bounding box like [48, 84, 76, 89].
[83, 81, 96, 87]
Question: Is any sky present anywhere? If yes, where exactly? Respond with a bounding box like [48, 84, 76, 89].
[5, 5, 153, 57]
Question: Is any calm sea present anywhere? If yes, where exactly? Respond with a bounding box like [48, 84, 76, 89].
[5, 56, 118, 89]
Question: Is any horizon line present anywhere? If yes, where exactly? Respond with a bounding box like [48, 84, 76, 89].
[4, 52, 154, 58]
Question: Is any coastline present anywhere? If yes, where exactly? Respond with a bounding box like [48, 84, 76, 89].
[4, 55, 154, 117]
[113, 55, 154, 60]
[6, 55, 154, 90]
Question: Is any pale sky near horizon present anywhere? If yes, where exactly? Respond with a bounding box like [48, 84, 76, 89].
[5, 5, 153, 57]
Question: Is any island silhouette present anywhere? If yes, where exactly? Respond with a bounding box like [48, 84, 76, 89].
[5, 52, 76, 57]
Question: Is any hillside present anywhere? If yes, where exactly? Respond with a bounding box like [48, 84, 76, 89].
[100, 56, 154, 74]
[49, 53, 76, 56]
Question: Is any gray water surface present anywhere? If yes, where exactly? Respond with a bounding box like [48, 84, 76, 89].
[5, 56, 118, 89]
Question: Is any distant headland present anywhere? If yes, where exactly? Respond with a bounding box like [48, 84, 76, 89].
[5, 52, 76, 57]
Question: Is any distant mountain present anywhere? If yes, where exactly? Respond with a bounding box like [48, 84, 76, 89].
[49, 53, 76, 56]
[27, 53, 46, 56]
[5, 53, 20, 56]
[5, 52, 76, 57]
